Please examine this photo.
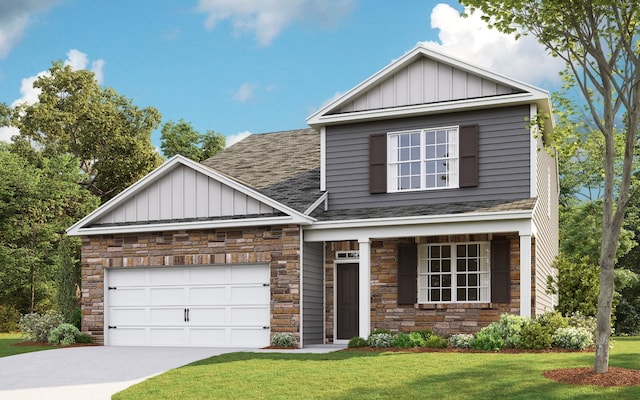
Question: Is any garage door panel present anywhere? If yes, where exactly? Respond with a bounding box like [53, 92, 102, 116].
[230, 265, 269, 283]
[109, 328, 146, 346]
[189, 286, 226, 305]
[189, 328, 226, 346]
[231, 286, 269, 305]
[230, 328, 270, 347]
[149, 307, 186, 326]
[149, 287, 186, 305]
[110, 269, 146, 286]
[110, 308, 146, 325]
[107, 264, 271, 347]
[190, 267, 227, 284]
[110, 288, 145, 305]
[231, 307, 270, 325]
[149, 268, 186, 285]
[150, 328, 186, 346]
[188, 307, 226, 324]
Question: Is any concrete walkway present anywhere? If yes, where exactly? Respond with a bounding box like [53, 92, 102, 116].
[0, 344, 345, 399]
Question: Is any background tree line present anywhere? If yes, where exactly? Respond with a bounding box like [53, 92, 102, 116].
[0, 62, 225, 328]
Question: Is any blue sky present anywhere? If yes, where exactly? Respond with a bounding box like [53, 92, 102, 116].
[0, 0, 564, 150]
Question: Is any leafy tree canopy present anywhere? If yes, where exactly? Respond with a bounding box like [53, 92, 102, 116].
[160, 119, 225, 162]
[0, 145, 99, 313]
[7, 61, 163, 202]
[461, 0, 640, 372]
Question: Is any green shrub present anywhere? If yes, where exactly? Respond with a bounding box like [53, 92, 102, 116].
[537, 312, 569, 333]
[448, 333, 474, 349]
[472, 327, 505, 351]
[567, 311, 597, 334]
[0, 305, 20, 332]
[472, 314, 528, 351]
[408, 332, 426, 347]
[271, 333, 296, 348]
[367, 332, 395, 348]
[519, 320, 553, 349]
[75, 332, 95, 344]
[72, 308, 82, 330]
[413, 329, 436, 341]
[348, 336, 367, 348]
[553, 327, 594, 350]
[48, 323, 80, 346]
[393, 333, 413, 348]
[423, 334, 447, 348]
[19, 311, 64, 342]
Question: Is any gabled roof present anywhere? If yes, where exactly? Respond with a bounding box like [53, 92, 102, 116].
[307, 45, 553, 133]
[67, 155, 314, 236]
[202, 128, 323, 213]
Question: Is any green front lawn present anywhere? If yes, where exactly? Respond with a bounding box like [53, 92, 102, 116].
[0, 333, 53, 358]
[115, 337, 640, 400]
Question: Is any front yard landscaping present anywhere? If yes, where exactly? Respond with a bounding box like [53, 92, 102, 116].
[114, 336, 640, 400]
[0, 333, 53, 358]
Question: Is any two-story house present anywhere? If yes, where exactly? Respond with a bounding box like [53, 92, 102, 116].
[67, 45, 558, 347]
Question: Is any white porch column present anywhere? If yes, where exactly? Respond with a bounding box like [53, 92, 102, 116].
[358, 238, 371, 338]
[520, 234, 532, 318]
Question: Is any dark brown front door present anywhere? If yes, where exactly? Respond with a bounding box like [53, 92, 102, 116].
[337, 263, 359, 340]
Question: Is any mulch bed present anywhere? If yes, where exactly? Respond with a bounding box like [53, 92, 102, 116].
[343, 346, 640, 387]
[11, 341, 98, 347]
[544, 367, 640, 387]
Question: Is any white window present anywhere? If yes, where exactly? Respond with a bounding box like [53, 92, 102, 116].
[388, 127, 459, 192]
[417, 242, 490, 303]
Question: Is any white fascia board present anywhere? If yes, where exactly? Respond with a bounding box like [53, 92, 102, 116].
[304, 210, 534, 242]
[71, 215, 311, 236]
[307, 45, 551, 127]
[530, 104, 539, 199]
[320, 127, 326, 191]
[310, 93, 549, 128]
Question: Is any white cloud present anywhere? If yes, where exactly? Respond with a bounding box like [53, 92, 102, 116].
[196, 0, 354, 46]
[0, 0, 59, 59]
[232, 82, 256, 102]
[0, 126, 19, 143]
[420, 4, 564, 86]
[226, 131, 251, 147]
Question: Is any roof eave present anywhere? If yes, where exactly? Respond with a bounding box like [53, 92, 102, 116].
[68, 215, 314, 237]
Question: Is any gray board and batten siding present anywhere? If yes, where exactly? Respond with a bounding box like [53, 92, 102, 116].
[329, 56, 524, 115]
[302, 241, 324, 345]
[94, 164, 277, 226]
[325, 105, 532, 210]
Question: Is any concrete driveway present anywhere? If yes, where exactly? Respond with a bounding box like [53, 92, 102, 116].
[0, 346, 253, 400]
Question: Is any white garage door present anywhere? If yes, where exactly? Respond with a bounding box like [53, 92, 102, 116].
[106, 265, 270, 347]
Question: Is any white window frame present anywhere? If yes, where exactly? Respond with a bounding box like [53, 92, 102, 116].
[417, 242, 490, 304]
[387, 126, 459, 192]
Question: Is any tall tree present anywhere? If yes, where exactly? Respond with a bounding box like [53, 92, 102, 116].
[160, 119, 225, 161]
[461, 0, 640, 373]
[0, 146, 98, 313]
[8, 62, 163, 202]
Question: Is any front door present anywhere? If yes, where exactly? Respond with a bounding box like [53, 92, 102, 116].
[336, 263, 359, 340]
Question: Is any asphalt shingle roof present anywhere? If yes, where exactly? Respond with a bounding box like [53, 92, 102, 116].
[202, 128, 322, 213]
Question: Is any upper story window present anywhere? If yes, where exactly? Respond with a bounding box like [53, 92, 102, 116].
[387, 127, 459, 192]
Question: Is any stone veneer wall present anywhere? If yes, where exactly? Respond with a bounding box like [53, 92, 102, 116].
[81, 225, 301, 345]
[325, 234, 529, 341]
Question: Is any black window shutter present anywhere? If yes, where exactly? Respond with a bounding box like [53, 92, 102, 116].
[491, 238, 511, 303]
[397, 243, 417, 305]
[459, 124, 479, 188]
[369, 134, 387, 194]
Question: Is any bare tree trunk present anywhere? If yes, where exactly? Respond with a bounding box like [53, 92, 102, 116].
[594, 255, 615, 373]
[29, 264, 35, 314]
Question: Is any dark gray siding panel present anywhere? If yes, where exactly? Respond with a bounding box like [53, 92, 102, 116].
[325, 105, 531, 210]
[303, 241, 324, 345]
